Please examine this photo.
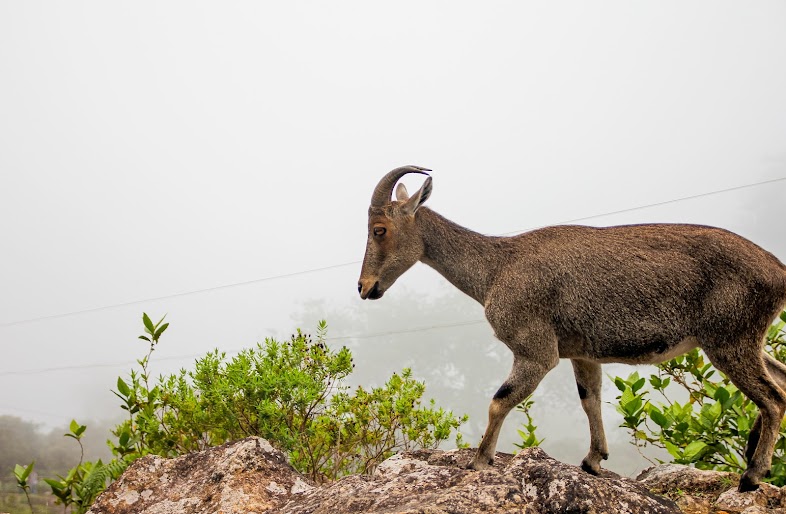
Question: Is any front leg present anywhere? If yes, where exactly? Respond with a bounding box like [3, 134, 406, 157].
[468, 336, 558, 470]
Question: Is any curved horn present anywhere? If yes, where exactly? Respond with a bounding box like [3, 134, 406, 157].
[370, 165, 431, 207]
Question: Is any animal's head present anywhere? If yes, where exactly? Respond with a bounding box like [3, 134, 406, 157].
[358, 166, 433, 300]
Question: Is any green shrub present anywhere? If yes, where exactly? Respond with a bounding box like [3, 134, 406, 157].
[16, 314, 466, 511]
[113, 318, 466, 482]
[614, 310, 786, 485]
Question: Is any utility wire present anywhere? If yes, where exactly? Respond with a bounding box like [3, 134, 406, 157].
[0, 319, 489, 377]
[529, 174, 786, 228]
[1, 174, 783, 330]
[0, 402, 74, 421]
[0, 261, 357, 329]
[1, 175, 784, 377]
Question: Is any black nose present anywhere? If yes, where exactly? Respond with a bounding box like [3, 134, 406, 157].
[358, 283, 362, 294]
[368, 281, 381, 299]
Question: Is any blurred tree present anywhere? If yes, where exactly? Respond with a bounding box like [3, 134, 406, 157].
[0, 416, 115, 481]
[0, 416, 37, 479]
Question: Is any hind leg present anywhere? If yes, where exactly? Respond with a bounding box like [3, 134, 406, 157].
[572, 359, 609, 474]
[744, 354, 786, 464]
[705, 345, 786, 492]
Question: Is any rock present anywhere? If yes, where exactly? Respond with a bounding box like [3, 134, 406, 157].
[90, 437, 786, 514]
[637, 463, 786, 514]
[638, 464, 740, 497]
[714, 483, 786, 514]
[281, 447, 679, 514]
[87, 437, 313, 514]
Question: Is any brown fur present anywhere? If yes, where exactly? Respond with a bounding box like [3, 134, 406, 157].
[358, 167, 786, 492]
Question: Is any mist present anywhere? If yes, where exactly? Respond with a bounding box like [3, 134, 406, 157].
[2, 1, 786, 480]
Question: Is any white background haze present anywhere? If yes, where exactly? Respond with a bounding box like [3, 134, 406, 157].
[2, 1, 786, 476]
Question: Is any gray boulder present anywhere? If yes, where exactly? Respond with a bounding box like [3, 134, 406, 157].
[281, 446, 678, 514]
[89, 437, 786, 514]
[638, 463, 786, 514]
[87, 438, 313, 514]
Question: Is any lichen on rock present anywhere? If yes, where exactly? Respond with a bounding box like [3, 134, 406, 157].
[87, 437, 786, 514]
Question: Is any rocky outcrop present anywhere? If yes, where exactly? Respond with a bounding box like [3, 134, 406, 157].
[87, 438, 313, 514]
[638, 464, 786, 514]
[281, 447, 678, 514]
[87, 437, 786, 514]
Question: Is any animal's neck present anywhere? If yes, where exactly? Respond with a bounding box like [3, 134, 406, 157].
[416, 207, 505, 305]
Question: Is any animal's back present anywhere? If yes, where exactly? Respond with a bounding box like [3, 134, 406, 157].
[499, 223, 786, 361]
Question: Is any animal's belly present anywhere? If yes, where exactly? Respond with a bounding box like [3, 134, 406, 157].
[559, 336, 700, 365]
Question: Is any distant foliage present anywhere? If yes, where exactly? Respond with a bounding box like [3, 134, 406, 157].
[614, 310, 786, 485]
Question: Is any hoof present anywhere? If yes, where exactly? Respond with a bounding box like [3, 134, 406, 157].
[580, 459, 601, 476]
[466, 457, 494, 471]
[738, 472, 761, 493]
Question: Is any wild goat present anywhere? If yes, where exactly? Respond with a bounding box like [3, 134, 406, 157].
[357, 165, 786, 492]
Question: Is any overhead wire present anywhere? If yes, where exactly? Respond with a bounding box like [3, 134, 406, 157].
[2, 175, 783, 330]
[0, 319, 489, 377]
[0, 175, 784, 379]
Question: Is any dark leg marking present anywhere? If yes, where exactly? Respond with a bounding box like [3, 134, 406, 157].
[577, 383, 588, 400]
[581, 460, 600, 475]
[745, 417, 761, 465]
[494, 383, 513, 400]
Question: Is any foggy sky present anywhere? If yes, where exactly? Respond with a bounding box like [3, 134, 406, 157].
[2, 1, 785, 477]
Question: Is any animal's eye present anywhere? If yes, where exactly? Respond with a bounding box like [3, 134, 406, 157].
[373, 227, 386, 237]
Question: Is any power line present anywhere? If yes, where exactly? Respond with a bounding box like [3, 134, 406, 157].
[0, 402, 74, 421]
[0, 261, 357, 329]
[326, 318, 486, 341]
[0, 353, 207, 377]
[0, 318, 488, 377]
[501, 174, 786, 235]
[1, 174, 784, 330]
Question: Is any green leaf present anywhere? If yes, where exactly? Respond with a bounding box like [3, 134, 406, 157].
[632, 377, 646, 393]
[154, 323, 169, 339]
[649, 407, 670, 428]
[13, 464, 25, 482]
[142, 313, 155, 333]
[117, 377, 131, 396]
[70, 419, 80, 435]
[683, 440, 708, 461]
[138, 335, 151, 342]
[14, 462, 34, 482]
[703, 402, 722, 424]
[713, 386, 730, 405]
[43, 478, 64, 492]
[737, 415, 750, 433]
[619, 386, 636, 409]
[664, 441, 681, 459]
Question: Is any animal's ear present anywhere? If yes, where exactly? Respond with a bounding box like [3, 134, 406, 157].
[401, 176, 432, 215]
[396, 183, 409, 202]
